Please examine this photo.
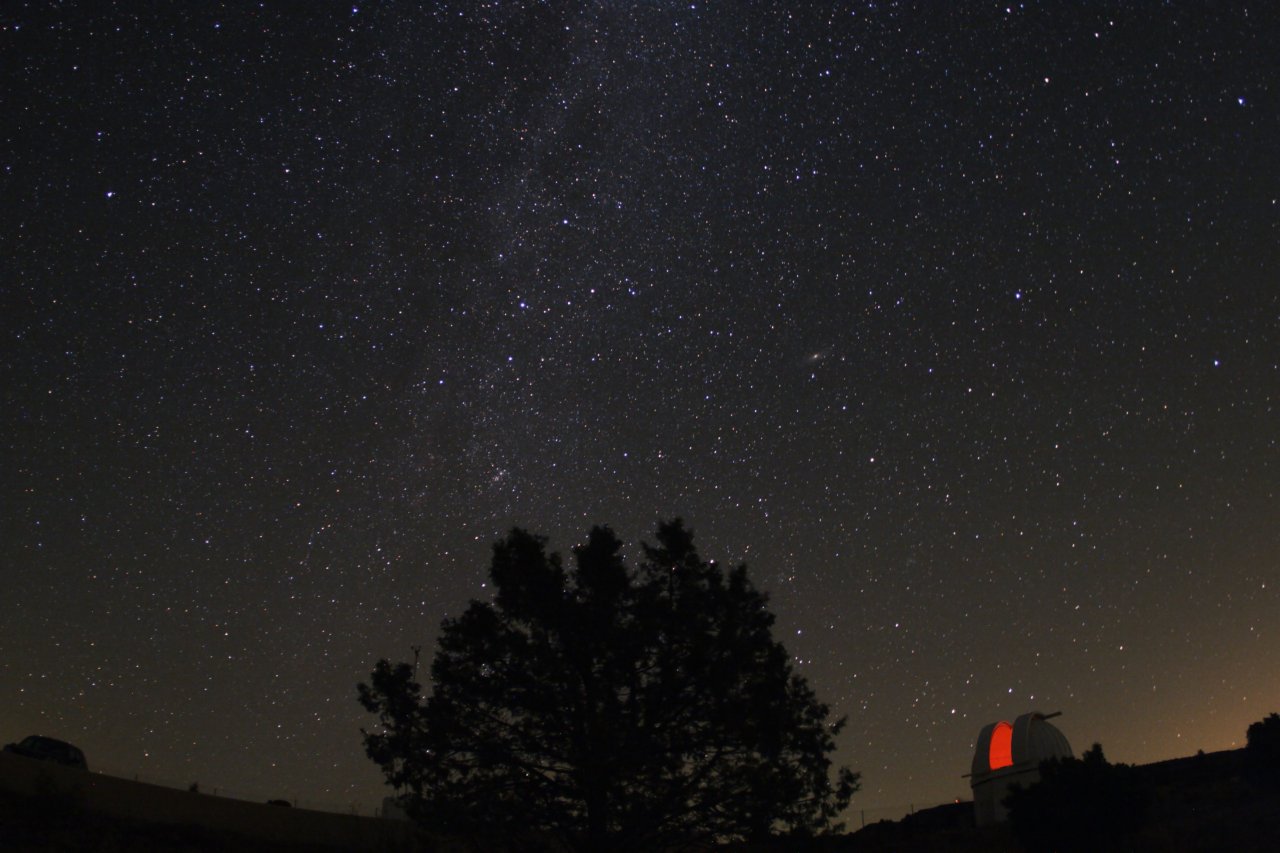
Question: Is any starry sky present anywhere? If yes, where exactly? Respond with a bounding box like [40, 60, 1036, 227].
[3, 1, 1278, 818]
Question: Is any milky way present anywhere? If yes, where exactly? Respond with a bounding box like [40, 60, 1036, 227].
[3, 2, 1278, 817]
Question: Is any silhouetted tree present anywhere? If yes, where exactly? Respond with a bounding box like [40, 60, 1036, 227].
[358, 520, 858, 852]
[1245, 712, 1280, 787]
[1004, 743, 1150, 853]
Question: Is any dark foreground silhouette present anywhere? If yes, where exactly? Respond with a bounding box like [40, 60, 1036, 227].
[4, 725, 1280, 852]
[360, 521, 857, 852]
[5, 745, 1279, 853]
[724, 738, 1280, 853]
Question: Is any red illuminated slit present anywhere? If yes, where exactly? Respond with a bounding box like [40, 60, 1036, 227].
[989, 721, 1013, 769]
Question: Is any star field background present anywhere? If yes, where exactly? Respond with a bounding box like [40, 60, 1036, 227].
[3, 1, 1278, 817]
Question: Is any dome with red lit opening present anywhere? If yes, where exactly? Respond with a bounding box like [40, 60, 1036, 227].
[971, 711, 1072, 777]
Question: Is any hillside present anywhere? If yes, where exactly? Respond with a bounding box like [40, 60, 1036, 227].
[4, 747, 1279, 852]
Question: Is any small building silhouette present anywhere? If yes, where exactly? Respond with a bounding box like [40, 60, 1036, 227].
[969, 710, 1072, 826]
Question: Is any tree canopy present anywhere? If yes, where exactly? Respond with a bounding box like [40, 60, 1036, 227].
[1245, 711, 1280, 787]
[358, 520, 857, 851]
[1003, 743, 1150, 853]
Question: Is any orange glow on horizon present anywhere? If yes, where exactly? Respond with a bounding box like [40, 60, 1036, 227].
[989, 721, 1013, 769]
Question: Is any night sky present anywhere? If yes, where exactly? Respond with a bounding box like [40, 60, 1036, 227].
[3, 1, 1278, 818]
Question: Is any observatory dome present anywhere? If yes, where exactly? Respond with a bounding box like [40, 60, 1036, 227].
[969, 710, 1073, 826]
[971, 711, 1073, 776]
